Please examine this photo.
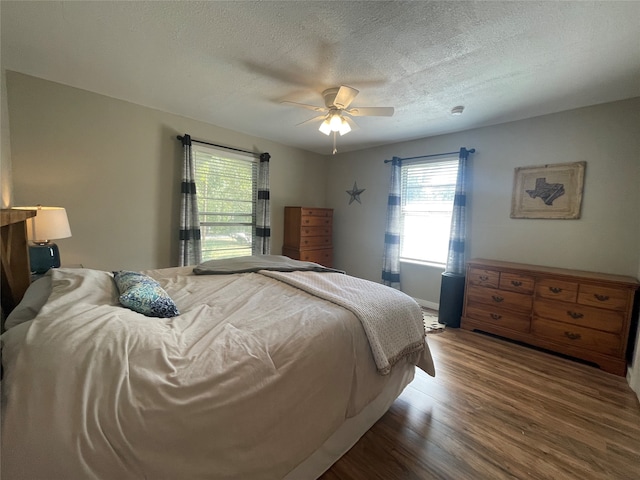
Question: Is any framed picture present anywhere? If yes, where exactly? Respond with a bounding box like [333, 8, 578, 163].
[511, 162, 586, 219]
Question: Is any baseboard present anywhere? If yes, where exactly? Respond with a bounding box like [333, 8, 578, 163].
[413, 297, 439, 311]
[626, 364, 640, 404]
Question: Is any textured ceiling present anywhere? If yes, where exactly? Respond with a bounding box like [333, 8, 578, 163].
[2, 1, 639, 155]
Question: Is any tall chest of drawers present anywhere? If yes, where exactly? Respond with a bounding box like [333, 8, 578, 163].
[461, 259, 639, 375]
[282, 207, 333, 268]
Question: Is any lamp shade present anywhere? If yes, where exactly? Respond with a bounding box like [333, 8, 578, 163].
[14, 206, 72, 242]
[329, 113, 343, 131]
[319, 118, 332, 135]
[338, 118, 351, 136]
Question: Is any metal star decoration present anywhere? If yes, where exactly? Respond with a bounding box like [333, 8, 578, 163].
[346, 181, 366, 205]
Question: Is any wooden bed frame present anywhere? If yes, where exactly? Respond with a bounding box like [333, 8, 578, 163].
[1, 208, 36, 320]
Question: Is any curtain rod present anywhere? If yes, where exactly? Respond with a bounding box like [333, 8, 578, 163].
[384, 148, 475, 163]
[176, 135, 263, 158]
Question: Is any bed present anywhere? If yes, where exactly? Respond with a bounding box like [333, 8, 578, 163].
[1, 247, 434, 479]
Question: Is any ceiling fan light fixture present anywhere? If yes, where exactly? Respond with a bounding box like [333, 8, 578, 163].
[329, 113, 343, 132]
[338, 118, 351, 136]
[287, 85, 394, 147]
[319, 119, 332, 135]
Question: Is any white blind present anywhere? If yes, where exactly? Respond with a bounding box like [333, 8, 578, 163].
[400, 158, 459, 264]
[193, 144, 257, 260]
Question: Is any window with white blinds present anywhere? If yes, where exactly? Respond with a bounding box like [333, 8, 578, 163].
[192, 144, 257, 261]
[400, 157, 459, 265]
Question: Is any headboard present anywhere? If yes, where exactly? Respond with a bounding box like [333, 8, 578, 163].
[1, 208, 36, 318]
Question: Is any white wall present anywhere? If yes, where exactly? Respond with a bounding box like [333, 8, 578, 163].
[327, 98, 640, 303]
[7, 72, 328, 271]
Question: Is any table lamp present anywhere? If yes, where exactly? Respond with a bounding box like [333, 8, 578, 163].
[15, 205, 72, 274]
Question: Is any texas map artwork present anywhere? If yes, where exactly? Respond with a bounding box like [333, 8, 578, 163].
[525, 177, 565, 206]
[511, 162, 585, 219]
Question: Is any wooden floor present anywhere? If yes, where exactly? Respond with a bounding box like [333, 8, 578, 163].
[320, 328, 640, 480]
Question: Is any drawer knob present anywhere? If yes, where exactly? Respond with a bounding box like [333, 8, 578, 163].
[567, 311, 584, 319]
[490, 313, 502, 320]
[511, 280, 523, 287]
[491, 295, 504, 303]
[564, 331, 581, 340]
[549, 286, 563, 294]
[479, 275, 489, 281]
[594, 294, 610, 302]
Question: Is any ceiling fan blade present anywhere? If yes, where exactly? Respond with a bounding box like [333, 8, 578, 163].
[345, 106, 395, 117]
[296, 114, 327, 126]
[333, 85, 359, 109]
[281, 101, 327, 113]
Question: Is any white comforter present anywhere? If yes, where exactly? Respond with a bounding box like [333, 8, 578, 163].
[1, 267, 433, 479]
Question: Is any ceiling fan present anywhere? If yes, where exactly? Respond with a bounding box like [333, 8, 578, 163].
[282, 85, 394, 153]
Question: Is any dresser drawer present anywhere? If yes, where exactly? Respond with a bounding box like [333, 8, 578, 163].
[466, 285, 532, 313]
[300, 226, 332, 237]
[499, 273, 535, 295]
[531, 317, 623, 356]
[577, 284, 630, 311]
[533, 298, 624, 334]
[300, 208, 332, 217]
[297, 249, 333, 266]
[468, 268, 499, 288]
[536, 278, 578, 302]
[298, 236, 332, 248]
[465, 304, 530, 332]
[282, 247, 333, 267]
[300, 216, 332, 227]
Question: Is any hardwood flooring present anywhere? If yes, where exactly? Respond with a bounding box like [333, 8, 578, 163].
[320, 328, 640, 480]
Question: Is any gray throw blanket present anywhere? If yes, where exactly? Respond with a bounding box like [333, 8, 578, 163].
[193, 255, 345, 275]
[259, 270, 426, 375]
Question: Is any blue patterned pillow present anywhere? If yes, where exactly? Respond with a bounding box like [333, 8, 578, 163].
[113, 271, 179, 318]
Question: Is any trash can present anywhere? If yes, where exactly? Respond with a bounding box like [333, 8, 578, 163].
[438, 272, 466, 328]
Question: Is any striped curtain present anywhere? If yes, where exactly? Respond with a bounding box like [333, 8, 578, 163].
[381, 157, 402, 289]
[444, 148, 471, 274]
[253, 152, 271, 255]
[179, 134, 202, 266]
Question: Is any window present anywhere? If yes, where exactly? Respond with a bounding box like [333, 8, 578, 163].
[193, 144, 257, 261]
[400, 157, 459, 265]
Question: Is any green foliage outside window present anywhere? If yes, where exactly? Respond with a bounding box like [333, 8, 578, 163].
[193, 146, 257, 260]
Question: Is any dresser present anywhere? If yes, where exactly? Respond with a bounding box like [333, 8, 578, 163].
[282, 207, 333, 267]
[461, 259, 639, 375]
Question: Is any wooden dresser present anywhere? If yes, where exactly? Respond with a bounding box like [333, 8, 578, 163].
[282, 207, 333, 267]
[461, 259, 639, 376]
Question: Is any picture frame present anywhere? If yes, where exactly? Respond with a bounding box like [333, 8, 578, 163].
[510, 161, 586, 219]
